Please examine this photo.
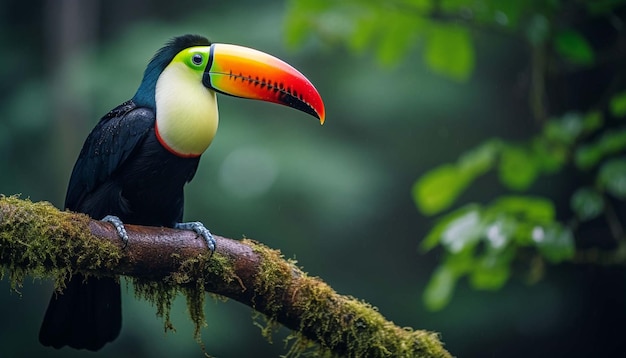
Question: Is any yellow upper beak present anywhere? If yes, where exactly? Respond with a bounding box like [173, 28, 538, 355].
[202, 43, 325, 124]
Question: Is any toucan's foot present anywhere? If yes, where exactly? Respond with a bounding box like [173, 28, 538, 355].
[175, 221, 216, 254]
[102, 215, 129, 248]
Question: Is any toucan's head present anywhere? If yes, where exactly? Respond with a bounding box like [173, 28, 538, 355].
[132, 34, 325, 158]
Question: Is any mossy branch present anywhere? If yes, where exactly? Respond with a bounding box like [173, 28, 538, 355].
[0, 196, 451, 358]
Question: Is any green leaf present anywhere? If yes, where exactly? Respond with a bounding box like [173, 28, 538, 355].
[471, 261, 510, 290]
[554, 30, 595, 65]
[376, 13, 420, 66]
[458, 139, 500, 177]
[423, 264, 457, 311]
[421, 204, 481, 251]
[574, 144, 603, 170]
[349, 15, 377, 53]
[470, 249, 514, 290]
[444, 246, 475, 274]
[414, 140, 501, 215]
[485, 196, 555, 246]
[599, 128, 626, 153]
[610, 91, 626, 118]
[582, 110, 603, 132]
[284, 14, 310, 49]
[406, 0, 433, 12]
[284, 0, 332, 48]
[424, 25, 475, 81]
[597, 158, 626, 199]
[439, 206, 483, 254]
[575, 129, 626, 169]
[412, 164, 470, 215]
[532, 224, 575, 263]
[531, 138, 566, 173]
[483, 217, 517, 251]
[440, 0, 467, 12]
[570, 187, 605, 221]
[543, 112, 584, 144]
[498, 145, 538, 190]
[489, 2, 526, 28]
[490, 196, 555, 224]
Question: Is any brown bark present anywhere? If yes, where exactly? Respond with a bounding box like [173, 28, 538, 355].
[0, 196, 451, 357]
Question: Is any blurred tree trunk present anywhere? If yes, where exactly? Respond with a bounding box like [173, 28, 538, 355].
[45, 0, 99, 204]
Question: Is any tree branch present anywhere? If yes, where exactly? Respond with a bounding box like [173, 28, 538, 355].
[0, 196, 451, 358]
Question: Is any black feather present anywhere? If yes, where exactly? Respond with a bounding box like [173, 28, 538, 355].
[39, 275, 121, 351]
[40, 99, 200, 350]
[133, 34, 211, 108]
[39, 35, 208, 350]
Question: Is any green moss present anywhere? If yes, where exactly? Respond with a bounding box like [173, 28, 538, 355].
[132, 249, 239, 348]
[251, 311, 280, 344]
[0, 195, 226, 351]
[203, 251, 236, 287]
[244, 237, 449, 358]
[247, 239, 293, 314]
[132, 252, 214, 342]
[0, 195, 121, 292]
[1, 196, 450, 357]
[284, 332, 332, 358]
[132, 278, 179, 332]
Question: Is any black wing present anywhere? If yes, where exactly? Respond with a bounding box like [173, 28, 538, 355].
[65, 100, 155, 211]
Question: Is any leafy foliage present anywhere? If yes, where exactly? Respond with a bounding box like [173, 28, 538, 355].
[421, 196, 574, 310]
[286, 0, 626, 310]
[413, 110, 622, 215]
[286, 0, 481, 81]
[285, 0, 619, 81]
[554, 30, 595, 65]
[414, 106, 626, 309]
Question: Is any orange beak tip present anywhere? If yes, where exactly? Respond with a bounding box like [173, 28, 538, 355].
[207, 43, 327, 125]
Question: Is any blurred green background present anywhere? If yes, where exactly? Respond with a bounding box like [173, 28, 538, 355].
[1, 0, 626, 357]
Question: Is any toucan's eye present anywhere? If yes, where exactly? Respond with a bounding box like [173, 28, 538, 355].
[191, 54, 203, 66]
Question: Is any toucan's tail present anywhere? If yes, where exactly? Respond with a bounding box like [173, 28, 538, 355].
[39, 274, 121, 351]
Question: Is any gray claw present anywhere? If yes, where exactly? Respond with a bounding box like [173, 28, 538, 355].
[102, 215, 129, 248]
[175, 221, 216, 254]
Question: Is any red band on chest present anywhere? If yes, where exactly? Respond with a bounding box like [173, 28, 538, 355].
[154, 120, 201, 159]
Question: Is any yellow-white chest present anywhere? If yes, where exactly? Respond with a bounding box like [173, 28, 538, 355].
[154, 62, 219, 157]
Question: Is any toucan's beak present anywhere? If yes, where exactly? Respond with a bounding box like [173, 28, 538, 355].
[203, 43, 325, 124]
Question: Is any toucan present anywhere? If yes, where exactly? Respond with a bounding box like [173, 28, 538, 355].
[38, 34, 325, 351]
